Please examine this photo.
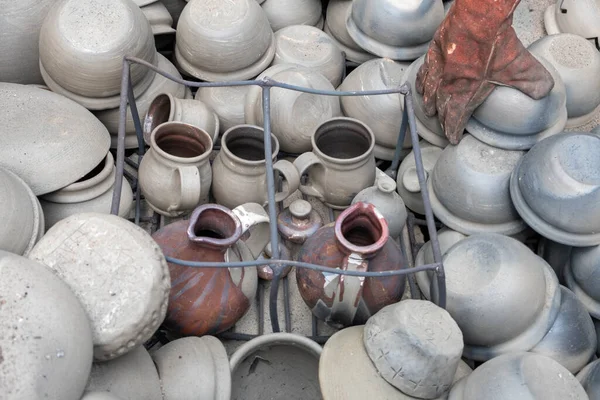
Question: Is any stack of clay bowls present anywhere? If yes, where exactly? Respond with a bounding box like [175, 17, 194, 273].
[544, 0, 600, 48]
[261, 0, 323, 32]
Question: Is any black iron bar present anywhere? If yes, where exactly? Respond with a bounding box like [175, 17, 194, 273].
[111, 60, 130, 215]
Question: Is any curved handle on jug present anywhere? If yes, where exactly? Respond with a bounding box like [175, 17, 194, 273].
[172, 166, 201, 211]
[293, 152, 325, 201]
[273, 159, 301, 203]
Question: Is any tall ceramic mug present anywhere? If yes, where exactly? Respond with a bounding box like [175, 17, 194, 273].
[212, 125, 300, 210]
[294, 117, 377, 209]
[139, 122, 213, 217]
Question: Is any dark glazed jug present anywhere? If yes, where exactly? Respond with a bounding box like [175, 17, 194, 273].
[296, 202, 406, 328]
[152, 204, 258, 336]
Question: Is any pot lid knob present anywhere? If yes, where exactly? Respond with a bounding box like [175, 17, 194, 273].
[290, 199, 312, 219]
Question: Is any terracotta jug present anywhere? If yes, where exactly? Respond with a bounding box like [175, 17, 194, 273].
[152, 203, 260, 336]
[296, 202, 407, 328]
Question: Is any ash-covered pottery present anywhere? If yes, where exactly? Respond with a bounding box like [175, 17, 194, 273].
[544, 0, 600, 46]
[346, 0, 445, 60]
[296, 202, 406, 328]
[565, 244, 600, 319]
[324, 0, 376, 63]
[510, 132, 600, 246]
[195, 85, 251, 135]
[39, 0, 157, 110]
[261, 0, 323, 32]
[175, 0, 275, 81]
[339, 58, 412, 160]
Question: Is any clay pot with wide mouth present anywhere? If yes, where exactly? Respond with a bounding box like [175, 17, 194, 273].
[152, 203, 260, 336]
[40, 152, 133, 229]
[294, 117, 377, 209]
[211, 124, 300, 210]
[230, 333, 323, 400]
[139, 122, 213, 217]
[296, 202, 407, 328]
[143, 93, 220, 145]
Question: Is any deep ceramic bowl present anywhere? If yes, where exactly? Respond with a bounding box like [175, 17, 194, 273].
[528, 34, 600, 128]
[261, 0, 323, 32]
[396, 141, 443, 215]
[346, 0, 444, 60]
[510, 132, 600, 246]
[417, 233, 561, 361]
[175, 0, 276, 81]
[39, 0, 157, 110]
[272, 25, 345, 87]
[448, 353, 588, 400]
[324, 0, 376, 63]
[402, 56, 447, 147]
[564, 245, 600, 318]
[466, 55, 567, 150]
[339, 58, 412, 160]
[544, 0, 600, 43]
[429, 135, 527, 236]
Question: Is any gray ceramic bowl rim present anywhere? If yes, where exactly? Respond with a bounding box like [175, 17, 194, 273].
[563, 260, 600, 319]
[323, 21, 376, 64]
[466, 106, 568, 150]
[509, 158, 600, 246]
[427, 178, 528, 236]
[310, 117, 376, 166]
[174, 34, 276, 82]
[345, 7, 431, 60]
[39, 54, 158, 111]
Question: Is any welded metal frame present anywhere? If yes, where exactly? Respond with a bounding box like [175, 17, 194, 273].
[111, 56, 446, 336]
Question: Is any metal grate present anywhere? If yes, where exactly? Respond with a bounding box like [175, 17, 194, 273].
[111, 56, 447, 339]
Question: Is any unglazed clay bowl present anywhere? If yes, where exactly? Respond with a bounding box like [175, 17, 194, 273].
[538, 237, 572, 284]
[39, 0, 157, 110]
[346, 0, 444, 60]
[564, 244, 600, 318]
[0, 251, 93, 400]
[448, 353, 588, 400]
[245, 64, 342, 153]
[319, 325, 472, 400]
[0, 83, 110, 195]
[261, 0, 323, 32]
[577, 359, 600, 398]
[429, 135, 527, 236]
[528, 34, 600, 128]
[396, 141, 443, 215]
[94, 53, 188, 149]
[140, 1, 176, 36]
[402, 56, 447, 147]
[416, 233, 561, 361]
[86, 345, 163, 400]
[195, 85, 251, 134]
[529, 285, 596, 374]
[272, 25, 345, 87]
[466, 55, 567, 150]
[324, 0, 376, 63]
[230, 333, 322, 400]
[175, 0, 275, 81]
[81, 392, 123, 400]
[29, 213, 171, 361]
[0, 167, 44, 255]
[339, 58, 412, 160]
[510, 132, 600, 246]
[152, 336, 231, 400]
[544, 0, 600, 45]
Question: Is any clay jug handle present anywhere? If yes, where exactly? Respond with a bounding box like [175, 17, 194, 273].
[172, 166, 201, 211]
[273, 160, 301, 203]
[293, 152, 325, 201]
[232, 202, 271, 259]
[330, 254, 367, 326]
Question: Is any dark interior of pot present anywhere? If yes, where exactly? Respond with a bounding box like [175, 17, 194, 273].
[155, 124, 209, 158]
[146, 94, 171, 134]
[225, 127, 275, 161]
[190, 207, 238, 241]
[315, 121, 371, 159]
[340, 211, 384, 247]
[232, 345, 321, 400]
[76, 156, 107, 183]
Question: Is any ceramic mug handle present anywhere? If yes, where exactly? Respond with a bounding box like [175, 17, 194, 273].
[172, 166, 201, 211]
[293, 152, 325, 201]
[273, 160, 301, 203]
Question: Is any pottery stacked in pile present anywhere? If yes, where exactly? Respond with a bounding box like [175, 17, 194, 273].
[2, 0, 600, 399]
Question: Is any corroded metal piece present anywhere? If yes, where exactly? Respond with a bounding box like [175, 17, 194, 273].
[296, 202, 406, 328]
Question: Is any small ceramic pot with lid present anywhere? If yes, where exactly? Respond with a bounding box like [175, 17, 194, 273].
[277, 199, 323, 253]
[261, 0, 323, 32]
[544, 0, 600, 46]
[448, 353, 588, 400]
[346, 0, 445, 60]
[465, 55, 567, 150]
[245, 64, 342, 153]
[272, 25, 345, 87]
[230, 333, 323, 400]
[175, 0, 275, 81]
[39, 0, 157, 110]
[339, 58, 413, 160]
[324, 0, 376, 63]
[510, 132, 600, 246]
[428, 135, 527, 236]
[528, 34, 600, 128]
